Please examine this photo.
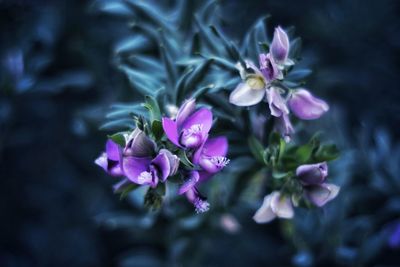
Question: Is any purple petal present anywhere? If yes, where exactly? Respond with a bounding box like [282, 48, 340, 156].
[95, 152, 123, 177]
[176, 98, 196, 128]
[106, 140, 121, 161]
[229, 81, 266, 107]
[125, 128, 156, 157]
[253, 193, 277, 223]
[296, 162, 328, 185]
[178, 171, 200, 195]
[259, 53, 280, 81]
[152, 152, 171, 182]
[270, 191, 294, 219]
[270, 26, 289, 63]
[181, 108, 213, 136]
[162, 117, 181, 147]
[305, 183, 340, 207]
[267, 87, 289, 117]
[288, 89, 329, 120]
[202, 136, 228, 157]
[198, 171, 213, 183]
[122, 156, 152, 184]
[274, 113, 294, 142]
[159, 149, 180, 176]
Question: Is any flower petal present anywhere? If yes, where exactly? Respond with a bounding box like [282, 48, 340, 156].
[296, 162, 328, 185]
[270, 192, 294, 219]
[176, 98, 196, 128]
[162, 117, 181, 147]
[152, 152, 171, 181]
[270, 26, 290, 63]
[305, 183, 340, 207]
[159, 149, 180, 176]
[288, 89, 329, 120]
[122, 156, 152, 183]
[202, 136, 228, 157]
[125, 128, 156, 157]
[253, 193, 276, 223]
[181, 108, 213, 136]
[178, 171, 200, 195]
[106, 140, 121, 161]
[274, 113, 294, 142]
[229, 82, 265, 107]
[267, 86, 289, 117]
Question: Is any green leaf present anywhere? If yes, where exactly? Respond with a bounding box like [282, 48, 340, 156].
[107, 132, 126, 147]
[272, 169, 292, 179]
[314, 144, 340, 161]
[151, 120, 163, 141]
[178, 150, 195, 169]
[143, 95, 161, 122]
[118, 183, 140, 199]
[248, 136, 265, 164]
[156, 182, 166, 196]
[295, 144, 313, 163]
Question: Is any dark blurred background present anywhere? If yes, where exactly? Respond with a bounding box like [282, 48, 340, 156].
[0, 0, 399, 266]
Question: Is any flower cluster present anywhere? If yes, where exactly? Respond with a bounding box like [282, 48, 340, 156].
[229, 27, 340, 223]
[95, 99, 229, 213]
[230, 26, 329, 142]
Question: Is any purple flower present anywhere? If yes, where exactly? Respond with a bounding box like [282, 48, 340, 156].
[270, 26, 290, 63]
[304, 183, 340, 207]
[95, 139, 124, 177]
[267, 86, 289, 117]
[193, 136, 229, 175]
[274, 113, 294, 142]
[296, 162, 328, 185]
[253, 191, 294, 223]
[288, 89, 329, 120]
[162, 99, 212, 149]
[96, 129, 179, 188]
[259, 53, 281, 81]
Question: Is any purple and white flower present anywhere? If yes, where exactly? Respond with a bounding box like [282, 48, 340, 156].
[162, 99, 213, 149]
[253, 191, 294, 223]
[296, 162, 328, 185]
[270, 26, 290, 65]
[304, 183, 340, 207]
[288, 89, 329, 120]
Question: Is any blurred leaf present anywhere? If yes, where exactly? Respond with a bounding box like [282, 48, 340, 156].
[248, 136, 265, 164]
[108, 132, 126, 147]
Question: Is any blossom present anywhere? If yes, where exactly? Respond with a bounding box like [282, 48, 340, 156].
[193, 136, 229, 175]
[253, 191, 294, 223]
[304, 183, 340, 207]
[270, 26, 290, 64]
[177, 171, 209, 213]
[296, 162, 328, 185]
[95, 129, 179, 188]
[162, 99, 212, 149]
[288, 89, 329, 120]
[95, 139, 123, 177]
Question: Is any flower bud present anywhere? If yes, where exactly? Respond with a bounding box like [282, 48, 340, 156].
[296, 162, 328, 185]
[270, 26, 289, 63]
[288, 89, 329, 120]
[304, 183, 340, 207]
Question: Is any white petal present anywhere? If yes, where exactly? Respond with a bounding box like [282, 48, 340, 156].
[229, 82, 265, 107]
[253, 194, 276, 223]
[271, 192, 294, 219]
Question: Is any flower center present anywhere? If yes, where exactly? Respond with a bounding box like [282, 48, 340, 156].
[246, 75, 265, 90]
[180, 124, 204, 148]
[210, 156, 230, 168]
[137, 171, 153, 184]
[194, 197, 210, 213]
